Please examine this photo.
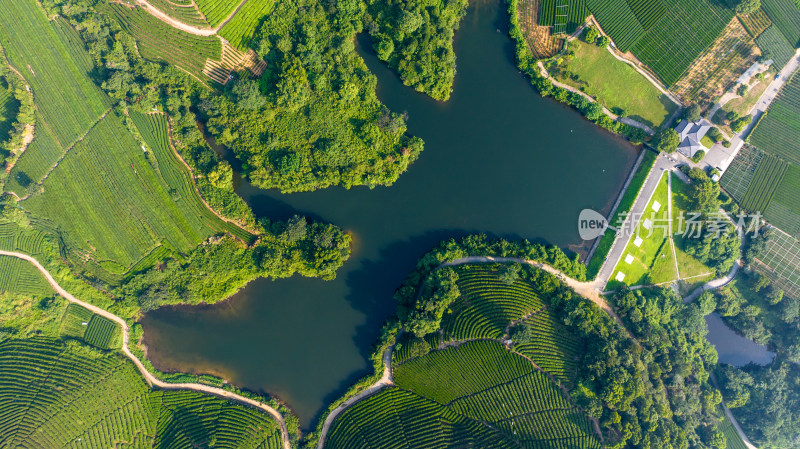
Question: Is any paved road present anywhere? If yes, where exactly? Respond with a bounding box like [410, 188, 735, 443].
[596, 154, 678, 286]
[0, 250, 292, 449]
[749, 49, 800, 116]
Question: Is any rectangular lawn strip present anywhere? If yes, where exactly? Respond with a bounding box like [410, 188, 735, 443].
[585, 228, 616, 280]
[650, 237, 677, 284]
[670, 173, 719, 278]
[556, 40, 677, 127]
[606, 171, 671, 289]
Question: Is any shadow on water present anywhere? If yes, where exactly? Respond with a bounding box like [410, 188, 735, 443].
[141, 0, 640, 430]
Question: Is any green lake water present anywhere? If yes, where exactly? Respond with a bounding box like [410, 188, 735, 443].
[140, 0, 640, 429]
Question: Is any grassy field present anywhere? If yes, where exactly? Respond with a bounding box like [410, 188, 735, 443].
[329, 340, 600, 449]
[588, 0, 735, 86]
[218, 0, 276, 50]
[723, 68, 777, 116]
[555, 40, 677, 127]
[607, 171, 670, 289]
[0, 337, 284, 448]
[750, 72, 800, 166]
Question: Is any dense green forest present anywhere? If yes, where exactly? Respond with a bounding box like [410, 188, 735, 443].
[44, 0, 426, 194]
[364, 0, 468, 100]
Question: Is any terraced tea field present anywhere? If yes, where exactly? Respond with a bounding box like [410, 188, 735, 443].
[328, 340, 601, 449]
[441, 264, 581, 383]
[739, 153, 787, 214]
[0, 0, 112, 195]
[0, 255, 51, 298]
[20, 112, 249, 275]
[762, 0, 800, 47]
[101, 3, 222, 82]
[588, 0, 735, 85]
[0, 337, 284, 448]
[218, 0, 276, 50]
[538, 0, 589, 35]
[750, 72, 800, 166]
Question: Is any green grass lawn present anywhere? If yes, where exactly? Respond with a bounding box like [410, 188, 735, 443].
[607, 172, 671, 290]
[701, 135, 715, 149]
[554, 40, 678, 128]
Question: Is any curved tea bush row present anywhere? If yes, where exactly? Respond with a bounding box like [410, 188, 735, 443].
[0, 255, 51, 297]
[0, 337, 283, 448]
[101, 3, 222, 80]
[514, 308, 581, 383]
[218, 0, 276, 50]
[331, 340, 601, 448]
[438, 264, 582, 383]
[442, 266, 546, 341]
[194, 0, 242, 27]
[146, 0, 210, 28]
[324, 387, 518, 449]
[130, 112, 255, 243]
[395, 341, 536, 405]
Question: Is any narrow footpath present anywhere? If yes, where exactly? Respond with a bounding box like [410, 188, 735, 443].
[0, 250, 291, 449]
[316, 349, 394, 449]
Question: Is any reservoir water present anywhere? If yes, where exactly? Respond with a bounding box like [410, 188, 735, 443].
[705, 313, 776, 367]
[141, 0, 640, 428]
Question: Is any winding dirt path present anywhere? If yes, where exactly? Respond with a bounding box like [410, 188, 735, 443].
[130, 0, 249, 36]
[316, 348, 393, 449]
[0, 250, 291, 449]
